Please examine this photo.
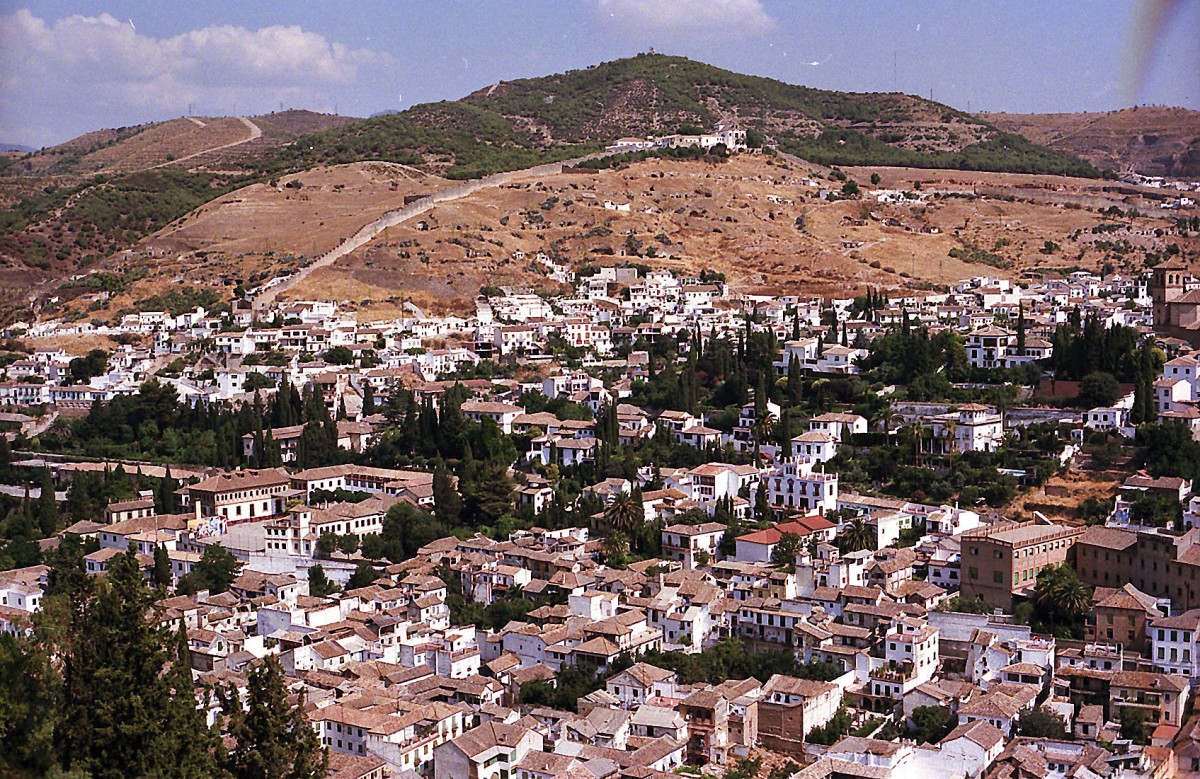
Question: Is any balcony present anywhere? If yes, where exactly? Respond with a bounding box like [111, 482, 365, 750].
[870, 661, 914, 683]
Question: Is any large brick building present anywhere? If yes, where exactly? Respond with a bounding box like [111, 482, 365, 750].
[1073, 526, 1200, 612]
[960, 522, 1084, 609]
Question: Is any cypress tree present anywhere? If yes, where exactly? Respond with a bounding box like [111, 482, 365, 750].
[787, 355, 803, 405]
[36, 468, 57, 538]
[1016, 303, 1027, 354]
[432, 458, 462, 526]
[361, 380, 375, 415]
[754, 480, 773, 523]
[777, 409, 793, 449]
[151, 545, 172, 590]
[157, 466, 178, 514]
[262, 429, 283, 467]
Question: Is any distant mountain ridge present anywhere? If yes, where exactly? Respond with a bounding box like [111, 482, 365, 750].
[985, 107, 1200, 179]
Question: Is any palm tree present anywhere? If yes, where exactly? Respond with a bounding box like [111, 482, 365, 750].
[45, 417, 73, 445]
[903, 420, 925, 466]
[604, 492, 643, 534]
[871, 403, 901, 446]
[841, 517, 876, 552]
[1033, 564, 1092, 634]
[1059, 581, 1092, 623]
[599, 532, 629, 563]
[752, 409, 776, 465]
[943, 419, 958, 472]
[753, 410, 777, 446]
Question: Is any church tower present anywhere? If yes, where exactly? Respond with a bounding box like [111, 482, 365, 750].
[1153, 258, 1188, 328]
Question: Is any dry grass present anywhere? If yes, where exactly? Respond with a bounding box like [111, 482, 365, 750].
[281, 154, 1183, 316]
[73, 154, 1194, 321]
[1012, 467, 1121, 523]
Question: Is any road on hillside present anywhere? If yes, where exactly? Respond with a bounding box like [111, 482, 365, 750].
[150, 116, 262, 170]
[251, 151, 616, 311]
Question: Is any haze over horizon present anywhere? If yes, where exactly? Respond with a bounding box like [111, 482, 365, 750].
[1, 0, 1197, 148]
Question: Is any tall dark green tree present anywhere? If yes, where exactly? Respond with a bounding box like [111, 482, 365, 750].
[177, 544, 243, 595]
[307, 564, 336, 598]
[468, 461, 515, 526]
[35, 468, 58, 538]
[753, 480, 773, 523]
[1016, 303, 1027, 354]
[151, 545, 172, 590]
[298, 384, 338, 468]
[0, 632, 58, 775]
[157, 466, 178, 514]
[56, 550, 219, 778]
[361, 380, 375, 416]
[221, 657, 327, 779]
[432, 459, 463, 526]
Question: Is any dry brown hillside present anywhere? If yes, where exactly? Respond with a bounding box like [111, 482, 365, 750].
[39, 154, 1200, 323]
[984, 107, 1200, 178]
[228, 155, 1189, 318]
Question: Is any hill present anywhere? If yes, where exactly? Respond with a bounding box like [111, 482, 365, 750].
[0, 109, 357, 179]
[65, 154, 1194, 325]
[985, 107, 1200, 179]
[266, 54, 1102, 181]
[0, 54, 1107, 317]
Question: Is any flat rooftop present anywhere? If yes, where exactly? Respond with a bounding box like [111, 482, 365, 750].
[985, 524, 1076, 546]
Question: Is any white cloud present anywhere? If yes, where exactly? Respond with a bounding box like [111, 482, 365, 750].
[0, 9, 387, 146]
[595, 0, 775, 37]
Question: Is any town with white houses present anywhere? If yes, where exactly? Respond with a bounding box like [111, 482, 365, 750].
[8, 244, 1200, 779]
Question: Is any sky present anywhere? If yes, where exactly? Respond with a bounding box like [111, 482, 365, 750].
[1, 0, 1197, 148]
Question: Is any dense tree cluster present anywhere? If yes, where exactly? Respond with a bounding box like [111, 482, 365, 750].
[0, 548, 326, 777]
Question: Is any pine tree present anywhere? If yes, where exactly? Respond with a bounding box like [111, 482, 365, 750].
[153, 626, 223, 777]
[307, 565, 336, 598]
[222, 657, 327, 779]
[469, 461, 515, 526]
[57, 551, 219, 777]
[0, 630, 58, 775]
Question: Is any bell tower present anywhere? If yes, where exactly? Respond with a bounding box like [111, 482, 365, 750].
[1153, 259, 1187, 328]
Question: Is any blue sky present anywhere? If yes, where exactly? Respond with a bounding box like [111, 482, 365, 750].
[1, 0, 1197, 147]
